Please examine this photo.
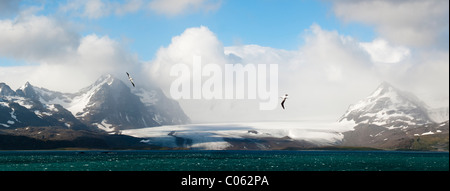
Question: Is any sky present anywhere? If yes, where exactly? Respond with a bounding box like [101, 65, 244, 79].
[0, 0, 449, 123]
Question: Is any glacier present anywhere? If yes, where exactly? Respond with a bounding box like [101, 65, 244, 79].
[122, 121, 356, 150]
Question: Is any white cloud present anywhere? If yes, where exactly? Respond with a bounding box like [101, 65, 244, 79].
[145, 26, 236, 122]
[148, 26, 228, 90]
[331, 0, 449, 48]
[115, 0, 145, 16]
[330, 0, 449, 108]
[0, 15, 79, 63]
[58, 0, 220, 18]
[59, 0, 145, 19]
[146, 24, 448, 122]
[1, 3, 447, 123]
[299, 24, 376, 85]
[0, 13, 140, 93]
[385, 50, 449, 108]
[60, 0, 107, 19]
[148, 0, 221, 16]
[146, 25, 380, 122]
[77, 34, 136, 69]
[360, 38, 410, 63]
[290, 24, 380, 118]
[0, 33, 140, 93]
[82, 0, 109, 19]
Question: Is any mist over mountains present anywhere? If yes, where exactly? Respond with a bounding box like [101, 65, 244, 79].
[339, 82, 448, 127]
[1, 78, 448, 151]
[124, 82, 448, 151]
[338, 82, 448, 150]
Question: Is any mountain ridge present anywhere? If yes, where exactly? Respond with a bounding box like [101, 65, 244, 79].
[338, 82, 440, 128]
[1, 74, 190, 132]
[338, 82, 448, 150]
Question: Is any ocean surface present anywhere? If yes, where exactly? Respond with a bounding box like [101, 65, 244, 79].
[0, 150, 448, 171]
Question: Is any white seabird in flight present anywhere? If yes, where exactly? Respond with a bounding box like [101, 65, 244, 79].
[126, 72, 135, 87]
[280, 94, 288, 109]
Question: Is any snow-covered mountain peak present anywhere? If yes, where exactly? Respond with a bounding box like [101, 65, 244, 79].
[16, 81, 40, 100]
[18, 81, 31, 90]
[95, 74, 115, 85]
[1, 75, 190, 132]
[17, 82, 34, 95]
[339, 82, 433, 129]
[76, 75, 128, 102]
[0, 83, 16, 96]
[368, 82, 395, 98]
[79, 74, 116, 92]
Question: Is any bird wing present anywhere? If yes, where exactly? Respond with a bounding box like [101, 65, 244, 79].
[281, 99, 285, 109]
[126, 72, 135, 87]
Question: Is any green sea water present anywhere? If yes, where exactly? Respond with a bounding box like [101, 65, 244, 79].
[0, 150, 448, 171]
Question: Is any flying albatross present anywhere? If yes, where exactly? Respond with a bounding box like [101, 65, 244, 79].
[280, 94, 288, 109]
[126, 72, 135, 87]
